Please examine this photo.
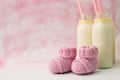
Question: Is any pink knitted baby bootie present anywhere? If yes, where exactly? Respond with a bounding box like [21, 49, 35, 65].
[71, 46, 98, 75]
[48, 47, 76, 74]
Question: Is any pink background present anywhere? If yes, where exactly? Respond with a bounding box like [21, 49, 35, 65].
[0, 0, 120, 65]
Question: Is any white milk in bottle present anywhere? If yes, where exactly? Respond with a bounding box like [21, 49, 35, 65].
[116, 34, 120, 60]
[92, 0, 115, 68]
[92, 17, 115, 68]
[77, 15, 93, 58]
[76, 0, 93, 58]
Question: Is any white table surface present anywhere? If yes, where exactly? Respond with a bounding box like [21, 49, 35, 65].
[0, 60, 120, 80]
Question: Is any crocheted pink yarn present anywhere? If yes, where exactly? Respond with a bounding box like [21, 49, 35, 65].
[48, 47, 76, 74]
[79, 46, 98, 58]
[71, 46, 98, 75]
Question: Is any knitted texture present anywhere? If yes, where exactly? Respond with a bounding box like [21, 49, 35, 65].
[48, 47, 76, 74]
[71, 46, 98, 75]
[79, 46, 98, 58]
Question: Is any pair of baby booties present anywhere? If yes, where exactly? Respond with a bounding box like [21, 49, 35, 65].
[48, 46, 98, 75]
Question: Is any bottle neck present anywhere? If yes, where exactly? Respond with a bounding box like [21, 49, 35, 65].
[94, 18, 112, 22]
[95, 12, 112, 22]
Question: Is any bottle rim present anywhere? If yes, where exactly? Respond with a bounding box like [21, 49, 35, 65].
[79, 20, 93, 23]
[94, 18, 112, 22]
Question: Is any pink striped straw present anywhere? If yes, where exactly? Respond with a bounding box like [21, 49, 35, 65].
[93, 0, 99, 13]
[97, 0, 103, 13]
[77, 0, 84, 19]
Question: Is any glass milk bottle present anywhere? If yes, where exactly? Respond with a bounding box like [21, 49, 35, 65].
[92, 13, 115, 68]
[77, 14, 93, 58]
[116, 34, 120, 60]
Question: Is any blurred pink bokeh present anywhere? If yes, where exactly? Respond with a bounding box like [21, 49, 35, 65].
[0, 0, 120, 65]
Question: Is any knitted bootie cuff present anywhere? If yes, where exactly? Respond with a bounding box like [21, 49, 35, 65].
[79, 46, 98, 58]
[58, 47, 76, 59]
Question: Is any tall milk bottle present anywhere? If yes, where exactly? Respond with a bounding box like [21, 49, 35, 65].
[77, 14, 93, 58]
[116, 34, 120, 60]
[92, 13, 115, 68]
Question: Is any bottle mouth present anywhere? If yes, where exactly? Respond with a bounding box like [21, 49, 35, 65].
[94, 18, 112, 22]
